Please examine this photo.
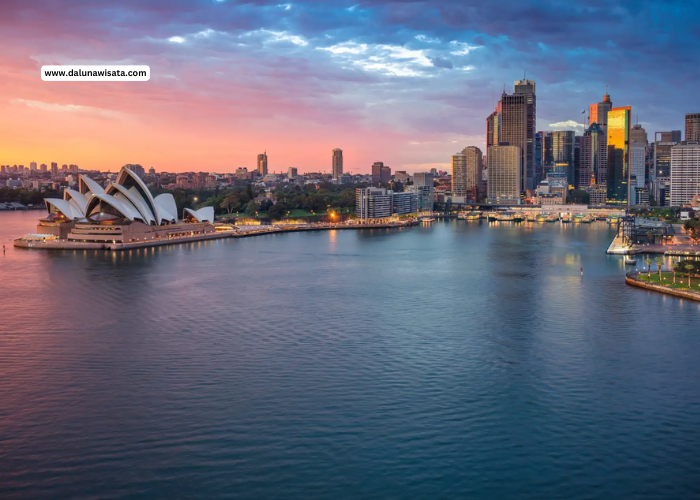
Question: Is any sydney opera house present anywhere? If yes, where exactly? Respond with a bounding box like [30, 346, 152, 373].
[29, 166, 216, 246]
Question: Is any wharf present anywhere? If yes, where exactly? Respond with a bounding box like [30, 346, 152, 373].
[14, 222, 413, 251]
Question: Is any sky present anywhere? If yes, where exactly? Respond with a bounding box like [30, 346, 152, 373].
[1, 0, 698, 174]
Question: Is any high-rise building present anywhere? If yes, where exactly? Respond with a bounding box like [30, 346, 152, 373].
[380, 165, 391, 184]
[630, 143, 646, 188]
[630, 123, 647, 145]
[30, 161, 37, 171]
[356, 187, 392, 220]
[371, 162, 384, 185]
[487, 145, 521, 204]
[148, 167, 156, 175]
[257, 152, 268, 176]
[391, 191, 418, 215]
[332, 149, 343, 182]
[498, 79, 536, 192]
[576, 123, 605, 188]
[50, 162, 58, 176]
[551, 131, 575, 188]
[486, 110, 499, 149]
[659, 131, 682, 143]
[670, 143, 700, 206]
[606, 106, 631, 205]
[40, 163, 47, 172]
[287, 167, 298, 179]
[462, 146, 483, 202]
[589, 92, 613, 183]
[654, 141, 676, 179]
[686, 113, 700, 142]
[534, 132, 543, 185]
[451, 153, 467, 198]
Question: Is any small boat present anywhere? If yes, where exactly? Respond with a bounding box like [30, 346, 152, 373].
[624, 257, 636, 265]
[420, 218, 436, 223]
[487, 212, 498, 222]
[496, 213, 514, 222]
[536, 213, 548, 223]
[465, 212, 481, 221]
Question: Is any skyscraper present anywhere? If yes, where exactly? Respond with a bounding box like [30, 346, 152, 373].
[576, 123, 605, 188]
[40, 163, 47, 172]
[499, 79, 536, 192]
[654, 140, 677, 179]
[332, 149, 343, 182]
[51, 162, 58, 176]
[408, 172, 434, 212]
[630, 143, 646, 187]
[380, 165, 391, 184]
[486, 110, 499, 149]
[257, 152, 268, 176]
[606, 106, 631, 205]
[589, 92, 612, 184]
[462, 146, 483, 202]
[630, 123, 648, 145]
[670, 143, 700, 206]
[287, 167, 298, 178]
[371, 162, 383, 184]
[686, 113, 700, 142]
[487, 145, 521, 204]
[451, 153, 467, 199]
[551, 131, 575, 188]
[30, 161, 37, 171]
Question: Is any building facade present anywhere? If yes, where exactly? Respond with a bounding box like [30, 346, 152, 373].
[451, 153, 467, 198]
[462, 146, 483, 202]
[498, 80, 536, 192]
[630, 143, 646, 188]
[257, 152, 268, 176]
[487, 145, 521, 204]
[371, 162, 383, 185]
[686, 113, 700, 142]
[606, 106, 631, 205]
[332, 149, 343, 182]
[670, 143, 700, 206]
[355, 188, 417, 219]
[551, 131, 575, 188]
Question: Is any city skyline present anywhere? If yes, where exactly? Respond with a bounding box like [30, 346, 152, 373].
[1, 1, 698, 174]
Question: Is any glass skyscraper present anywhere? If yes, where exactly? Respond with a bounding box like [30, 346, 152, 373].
[606, 106, 631, 205]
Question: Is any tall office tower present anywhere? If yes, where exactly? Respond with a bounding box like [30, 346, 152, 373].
[659, 131, 682, 143]
[630, 143, 646, 187]
[630, 123, 647, 145]
[462, 146, 483, 202]
[413, 172, 434, 187]
[551, 131, 575, 187]
[670, 143, 700, 206]
[71, 164, 80, 174]
[606, 106, 631, 205]
[573, 136, 582, 189]
[371, 162, 384, 184]
[487, 145, 521, 204]
[51, 162, 58, 176]
[486, 110, 500, 149]
[654, 141, 676, 179]
[40, 163, 47, 172]
[287, 167, 298, 178]
[499, 79, 536, 192]
[332, 149, 343, 182]
[576, 125, 603, 188]
[380, 165, 391, 184]
[30, 161, 37, 171]
[257, 152, 268, 176]
[589, 92, 612, 181]
[451, 153, 467, 198]
[686, 113, 700, 142]
[534, 132, 543, 185]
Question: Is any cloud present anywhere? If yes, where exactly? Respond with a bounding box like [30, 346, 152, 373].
[10, 99, 126, 119]
[548, 120, 586, 131]
[429, 56, 453, 69]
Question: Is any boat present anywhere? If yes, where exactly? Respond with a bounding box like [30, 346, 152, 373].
[624, 257, 636, 265]
[536, 213, 548, 223]
[561, 214, 571, 223]
[496, 213, 514, 222]
[607, 215, 621, 224]
[487, 212, 498, 222]
[420, 218, 436, 223]
[465, 212, 481, 221]
[572, 214, 585, 224]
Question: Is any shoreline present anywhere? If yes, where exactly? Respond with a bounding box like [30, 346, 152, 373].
[625, 271, 700, 302]
[13, 222, 413, 251]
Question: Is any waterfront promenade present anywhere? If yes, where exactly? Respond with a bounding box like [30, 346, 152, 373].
[626, 271, 700, 302]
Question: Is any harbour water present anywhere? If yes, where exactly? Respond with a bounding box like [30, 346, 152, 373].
[1, 211, 699, 499]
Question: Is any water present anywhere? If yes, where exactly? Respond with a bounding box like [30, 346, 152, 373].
[1, 211, 699, 499]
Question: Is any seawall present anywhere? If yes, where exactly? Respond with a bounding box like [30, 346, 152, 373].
[625, 271, 700, 302]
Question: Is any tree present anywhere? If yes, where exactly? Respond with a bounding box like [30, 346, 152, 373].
[645, 258, 653, 278]
[685, 264, 694, 288]
[655, 257, 663, 281]
[246, 183, 254, 202]
[246, 200, 260, 215]
[221, 193, 241, 214]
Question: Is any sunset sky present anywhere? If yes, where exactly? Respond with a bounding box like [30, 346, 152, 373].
[1, 0, 697, 174]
